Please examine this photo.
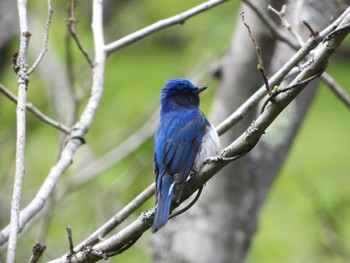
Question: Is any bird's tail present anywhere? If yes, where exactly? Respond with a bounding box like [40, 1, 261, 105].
[152, 174, 175, 233]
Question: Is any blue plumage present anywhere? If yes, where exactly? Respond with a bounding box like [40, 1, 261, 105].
[152, 79, 220, 233]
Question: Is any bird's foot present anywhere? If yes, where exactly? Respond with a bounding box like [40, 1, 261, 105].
[140, 208, 155, 221]
[204, 154, 238, 164]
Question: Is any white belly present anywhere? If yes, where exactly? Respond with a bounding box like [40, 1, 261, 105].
[193, 122, 220, 171]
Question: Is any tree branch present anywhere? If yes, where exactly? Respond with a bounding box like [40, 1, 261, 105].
[242, 0, 299, 49]
[66, 0, 94, 67]
[104, 0, 229, 54]
[6, 0, 30, 261]
[245, 1, 350, 109]
[73, 184, 155, 252]
[63, 111, 157, 192]
[27, 0, 53, 75]
[321, 72, 350, 108]
[0, 84, 71, 133]
[0, 0, 106, 247]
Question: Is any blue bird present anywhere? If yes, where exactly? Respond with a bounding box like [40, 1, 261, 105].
[152, 78, 220, 233]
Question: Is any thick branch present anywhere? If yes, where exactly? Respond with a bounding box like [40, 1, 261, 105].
[6, 0, 30, 262]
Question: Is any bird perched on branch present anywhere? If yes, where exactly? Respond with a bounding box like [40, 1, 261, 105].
[152, 78, 220, 233]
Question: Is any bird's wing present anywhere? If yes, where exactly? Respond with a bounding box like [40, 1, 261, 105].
[155, 110, 205, 202]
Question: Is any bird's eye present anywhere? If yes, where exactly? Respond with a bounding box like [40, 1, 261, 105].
[183, 88, 191, 93]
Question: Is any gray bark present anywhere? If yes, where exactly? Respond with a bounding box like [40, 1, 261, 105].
[152, 0, 345, 262]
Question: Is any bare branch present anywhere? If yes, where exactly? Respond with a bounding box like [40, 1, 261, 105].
[0, 84, 71, 133]
[73, 184, 155, 251]
[104, 0, 229, 53]
[302, 20, 318, 37]
[246, 3, 350, 109]
[27, 0, 53, 75]
[6, 0, 31, 261]
[242, 0, 299, 49]
[66, 0, 94, 67]
[241, 11, 270, 92]
[321, 73, 350, 108]
[64, 112, 157, 192]
[0, 0, 106, 247]
[268, 4, 304, 45]
[216, 22, 326, 135]
[66, 226, 75, 257]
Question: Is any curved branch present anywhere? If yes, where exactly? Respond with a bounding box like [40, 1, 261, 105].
[104, 0, 229, 54]
[243, 1, 350, 109]
[27, 0, 53, 75]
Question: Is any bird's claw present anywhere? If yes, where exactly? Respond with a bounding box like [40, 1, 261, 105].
[140, 208, 155, 221]
[204, 155, 239, 163]
[204, 156, 221, 164]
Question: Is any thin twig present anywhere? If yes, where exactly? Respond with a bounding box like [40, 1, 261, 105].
[268, 4, 304, 46]
[248, 3, 350, 110]
[27, 0, 53, 75]
[260, 73, 322, 113]
[66, 0, 94, 67]
[7, 0, 30, 261]
[104, 0, 229, 53]
[0, 84, 71, 133]
[241, 11, 270, 92]
[242, 0, 299, 49]
[64, 0, 76, 117]
[66, 227, 75, 255]
[321, 73, 350, 108]
[302, 20, 318, 37]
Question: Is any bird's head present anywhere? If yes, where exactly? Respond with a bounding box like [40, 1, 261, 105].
[161, 78, 207, 108]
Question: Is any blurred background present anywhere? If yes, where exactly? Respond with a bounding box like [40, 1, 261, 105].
[0, 0, 349, 262]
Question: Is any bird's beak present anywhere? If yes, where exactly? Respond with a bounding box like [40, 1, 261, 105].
[195, 86, 207, 94]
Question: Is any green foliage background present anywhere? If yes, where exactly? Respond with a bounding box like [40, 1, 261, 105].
[0, 1, 349, 262]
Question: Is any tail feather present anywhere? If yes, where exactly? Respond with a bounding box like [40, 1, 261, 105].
[152, 175, 174, 233]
